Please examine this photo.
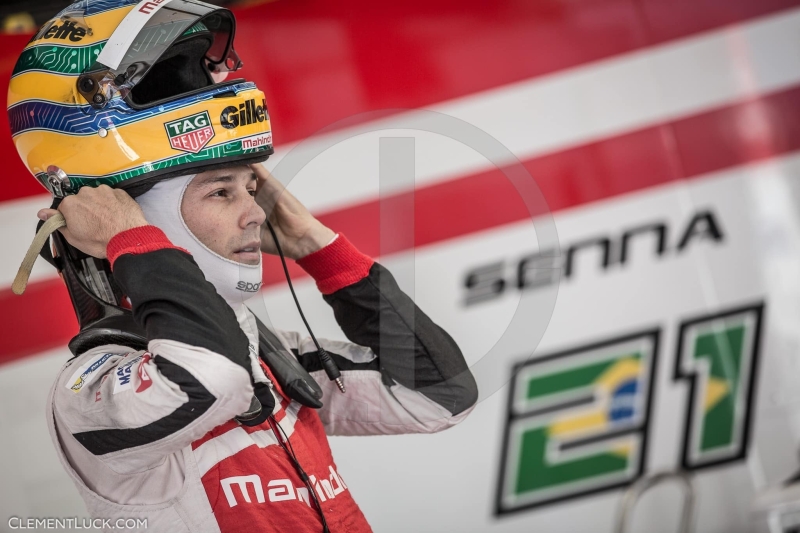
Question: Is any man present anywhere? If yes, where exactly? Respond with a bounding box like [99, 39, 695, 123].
[8, 1, 476, 531]
[40, 164, 476, 532]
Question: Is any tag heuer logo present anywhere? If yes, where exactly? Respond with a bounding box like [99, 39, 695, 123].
[164, 111, 215, 154]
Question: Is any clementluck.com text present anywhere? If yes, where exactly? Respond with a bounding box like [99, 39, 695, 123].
[8, 517, 148, 530]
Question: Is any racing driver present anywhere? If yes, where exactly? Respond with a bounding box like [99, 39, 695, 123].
[7, 0, 478, 531]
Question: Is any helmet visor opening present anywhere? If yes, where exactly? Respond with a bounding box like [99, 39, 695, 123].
[128, 32, 214, 106]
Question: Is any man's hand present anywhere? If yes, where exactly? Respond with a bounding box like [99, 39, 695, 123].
[251, 164, 336, 260]
[37, 185, 149, 259]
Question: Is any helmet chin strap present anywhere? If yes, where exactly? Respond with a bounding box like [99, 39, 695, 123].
[135, 174, 264, 308]
[12, 211, 66, 295]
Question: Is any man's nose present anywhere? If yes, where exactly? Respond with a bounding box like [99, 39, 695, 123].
[243, 197, 267, 228]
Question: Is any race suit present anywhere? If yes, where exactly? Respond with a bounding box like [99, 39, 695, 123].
[47, 227, 478, 533]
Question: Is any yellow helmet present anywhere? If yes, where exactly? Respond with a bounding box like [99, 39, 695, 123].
[7, 0, 273, 197]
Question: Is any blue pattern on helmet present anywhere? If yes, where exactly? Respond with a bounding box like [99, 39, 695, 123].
[9, 82, 257, 137]
[57, 0, 141, 18]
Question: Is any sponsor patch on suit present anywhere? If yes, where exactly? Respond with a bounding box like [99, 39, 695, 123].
[66, 353, 115, 393]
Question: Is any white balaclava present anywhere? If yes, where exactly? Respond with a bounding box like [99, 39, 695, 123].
[135, 174, 264, 308]
[136, 173, 272, 389]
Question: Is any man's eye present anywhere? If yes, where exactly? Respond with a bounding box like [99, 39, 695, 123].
[248, 189, 256, 197]
[210, 189, 228, 197]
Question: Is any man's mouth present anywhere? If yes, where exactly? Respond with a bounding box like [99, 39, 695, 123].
[232, 242, 262, 264]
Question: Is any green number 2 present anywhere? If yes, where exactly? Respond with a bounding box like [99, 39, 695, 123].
[496, 331, 658, 513]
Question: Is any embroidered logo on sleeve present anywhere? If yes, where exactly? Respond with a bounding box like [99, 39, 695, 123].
[66, 353, 115, 393]
[136, 353, 154, 393]
[113, 354, 144, 394]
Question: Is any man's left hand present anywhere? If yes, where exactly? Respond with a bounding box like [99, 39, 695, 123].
[251, 164, 336, 260]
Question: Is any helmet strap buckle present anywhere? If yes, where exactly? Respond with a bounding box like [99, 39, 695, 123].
[46, 166, 71, 198]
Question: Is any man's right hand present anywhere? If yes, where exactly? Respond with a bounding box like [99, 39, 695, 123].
[37, 184, 149, 259]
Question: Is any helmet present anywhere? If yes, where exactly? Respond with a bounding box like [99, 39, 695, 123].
[7, 0, 275, 352]
[7, 0, 273, 198]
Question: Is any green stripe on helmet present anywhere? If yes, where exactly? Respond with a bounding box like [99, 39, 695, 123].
[13, 42, 107, 77]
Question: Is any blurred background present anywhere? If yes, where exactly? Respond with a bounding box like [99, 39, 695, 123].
[2, 0, 800, 531]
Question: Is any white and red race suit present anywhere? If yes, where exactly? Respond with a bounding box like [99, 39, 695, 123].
[47, 227, 478, 533]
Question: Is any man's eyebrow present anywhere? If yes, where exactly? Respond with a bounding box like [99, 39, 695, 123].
[197, 173, 257, 186]
[197, 174, 234, 185]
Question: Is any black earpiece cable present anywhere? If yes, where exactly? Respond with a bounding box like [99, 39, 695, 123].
[265, 221, 345, 393]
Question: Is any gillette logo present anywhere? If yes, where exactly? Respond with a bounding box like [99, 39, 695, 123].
[237, 281, 262, 293]
[33, 20, 87, 42]
[221, 99, 268, 129]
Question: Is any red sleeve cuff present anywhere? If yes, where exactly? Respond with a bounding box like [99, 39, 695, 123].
[107, 225, 187, 269]
[296, 233, 374, 295]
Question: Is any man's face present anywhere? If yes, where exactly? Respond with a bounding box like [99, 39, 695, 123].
[181, 165, 265, 265]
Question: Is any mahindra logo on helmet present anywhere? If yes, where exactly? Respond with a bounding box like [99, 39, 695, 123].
[221, 99, 268, 129]
[139, 0, 168, 14]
